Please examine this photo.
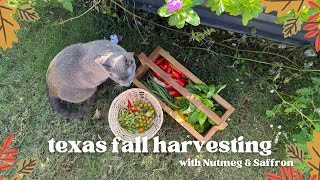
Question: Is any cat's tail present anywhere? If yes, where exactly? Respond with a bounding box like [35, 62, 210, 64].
[48, 91, 96, 119]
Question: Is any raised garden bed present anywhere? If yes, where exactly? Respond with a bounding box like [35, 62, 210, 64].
[133, 46, 235, 142]
[127, 0, 313, 46]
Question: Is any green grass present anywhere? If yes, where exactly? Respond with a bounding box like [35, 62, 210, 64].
[0, 3, 318, 179]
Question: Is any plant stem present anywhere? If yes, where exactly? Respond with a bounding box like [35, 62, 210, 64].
[186, 46, 320, 73]
[55, 0, 102, 25]
[274, 89, 317, 127]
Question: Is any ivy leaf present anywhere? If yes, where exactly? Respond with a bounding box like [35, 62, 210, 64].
[283, 18, 301, 38]
[158, 5, 173, 17]
[10, 174, 20, 180]
[0, 1, 20, 51]
[285, 144, 304, 162]
[184, 9, 200, 26]
[17, 4, 40, 22]
[262, 0, 310, 17]
[17, 158, 37, 175]
[169, 13, 185, 28]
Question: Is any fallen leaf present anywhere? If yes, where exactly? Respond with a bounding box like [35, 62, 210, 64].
[307, 13, 320, 22]
[2, 149, 19, 155]
[310, 174, 318, 180]
[265, 173, 282, 180]
[2, 134, 13, 150]
[304, 23, 319, 31]
[315, 34, 320, 51]
[0, 163, 12, 170]
[17, 4, 39, 22]
[288, 166, 294, 180]
[309, 0, 320, 8]
[305, 30, 320, 38]
[92, 108, 101, 119]
[262, 0, 310, 17]
[283, 18, 301, 38]
[10, 174, 20, 180]
[296, 170, 303, 180]
[285, 144, 304, 162]
[280, 166, 287, 180]
[17, 158, 37, 175]
[305, 130, 320, 178]
[0, 156, 17, 163]
[0, 1, 20, 50]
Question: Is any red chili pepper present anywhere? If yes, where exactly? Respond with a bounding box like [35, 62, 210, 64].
[181, 78, 188, 84]
[180, 73, 188, 79]
[168, 90, 181, 97]
[165, 65, 172, 74]
[159, 64, 167, 70]
[127, 100, 132, 109]
[155, 58, 164, 65]
[172, 71, 181, 78]
[171, 65, 183, 75]
[166, 85, 176, 91]
[176, 78, 187, 87]
[132, 109, 140, 113]
[161, 79, 169, 85]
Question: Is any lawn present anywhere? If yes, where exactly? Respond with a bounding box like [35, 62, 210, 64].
[0, 2, 318, 179]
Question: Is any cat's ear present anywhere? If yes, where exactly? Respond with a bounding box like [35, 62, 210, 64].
[94, 55, 111, 69]
[94, 55, 107, 64]
[125, 52, 134, 60]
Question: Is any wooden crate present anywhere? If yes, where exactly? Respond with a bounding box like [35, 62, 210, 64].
[133, 46, 235, 142]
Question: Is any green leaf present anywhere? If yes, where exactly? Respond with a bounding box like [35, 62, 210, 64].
[62, 0, 73, 12]
[194, 84, 208, 93]
[208, 118, 215, 125]
[189, 111, 199, 124]
[192, 0, 204, 6]
[158, 5, 173, 17]
[296, 88, 314, 96]
[198, 111, 207, 125]
[266, 110, 276, 117]
[216, 0, 225, 15]
[203, 99, 214, 108]
[169, 13, 185, 28]
[215, 84, 226, 94]
[183, 104, 196, 114]
[184, 9, 201, 26]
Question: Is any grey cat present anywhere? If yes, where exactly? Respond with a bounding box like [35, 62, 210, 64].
[46, 40, 136, 118]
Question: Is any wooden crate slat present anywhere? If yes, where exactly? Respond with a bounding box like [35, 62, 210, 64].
[133, 46, 235, 142]
[133, 79, 205, 141]
[157, 47, 234, 111]
[158, 48, 203, 84]
[139, 52, 224, 125]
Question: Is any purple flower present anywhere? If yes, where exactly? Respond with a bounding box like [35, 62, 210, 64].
[117, 35, 123, 42]
[167, 0, 183, 12]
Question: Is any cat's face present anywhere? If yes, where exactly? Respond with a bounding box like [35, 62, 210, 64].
[99, 52, 136, 87]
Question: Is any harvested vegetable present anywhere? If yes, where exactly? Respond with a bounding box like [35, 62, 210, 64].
[143, 73, 180, 109]
[151, 57, 189, 96]
[118, 99, 156, 134]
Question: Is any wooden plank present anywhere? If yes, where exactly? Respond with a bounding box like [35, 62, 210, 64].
[133, 78, 205, 141]
[148, 46, 162, 61]
[134, 46, 162, 80]
[139, 52, 224, 125]
[157, 47, 234, 111]
[203, 122, 228, 142]
[158, 48, 203, 84]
